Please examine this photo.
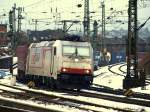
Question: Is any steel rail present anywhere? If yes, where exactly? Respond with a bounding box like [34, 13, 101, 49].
[0, 83, 137, 112]
[91, 84, 150, 102]
[0, 98, 62, 112]
[108, 63, 125, 76]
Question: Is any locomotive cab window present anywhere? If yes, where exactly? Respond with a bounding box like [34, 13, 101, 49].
[63, 46, 76, 55]
[77, 47, 90, 57]
[63, 45, 90, 57]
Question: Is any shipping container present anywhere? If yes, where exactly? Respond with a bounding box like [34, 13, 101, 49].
[93, 51, 100, 67]
[110, 51, 126, 64]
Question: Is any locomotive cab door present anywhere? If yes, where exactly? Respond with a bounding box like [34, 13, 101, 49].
[51, 47, 58, 79]
[43, 49, 52, 77]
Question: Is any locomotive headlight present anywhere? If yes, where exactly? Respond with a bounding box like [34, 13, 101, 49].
[74, 58, 79, 62]
[85, 70, 90, 74]
[62, 68, 67, 72]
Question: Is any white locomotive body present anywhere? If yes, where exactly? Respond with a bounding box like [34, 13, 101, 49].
[25, 40, 93, 89]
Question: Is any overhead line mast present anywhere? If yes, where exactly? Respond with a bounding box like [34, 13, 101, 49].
[123, 0, 145, 89]
[101, 1, 105, 51]
[127, 0, 138, 79]
[84, 0, 90, 40]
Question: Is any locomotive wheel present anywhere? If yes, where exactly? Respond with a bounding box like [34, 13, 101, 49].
[27, 81, 35, 88]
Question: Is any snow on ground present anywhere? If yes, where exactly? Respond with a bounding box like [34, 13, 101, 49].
[1, 78, 150, 112]
[0, 63, 150, 112]
[133, 85, 150, 94]
[90, 66, 150, 100]
[93, 63, 150, 94]
[0, 96, 84, 112]
[93, 64, 125, 89]
[0, 75, 12, 85]
[0, 85, 23, 93]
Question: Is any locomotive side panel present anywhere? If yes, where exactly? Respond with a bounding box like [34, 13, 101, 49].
[26, 47, 44, 75]
[26, 43, 53, 77]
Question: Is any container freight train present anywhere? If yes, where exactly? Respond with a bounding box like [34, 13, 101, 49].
[16, 40, 94, 89]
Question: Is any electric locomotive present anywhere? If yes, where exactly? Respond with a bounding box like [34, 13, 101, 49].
[18, 39, 94, 89]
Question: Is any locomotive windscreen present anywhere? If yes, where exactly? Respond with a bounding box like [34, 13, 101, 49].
[63, 46, 90, 57]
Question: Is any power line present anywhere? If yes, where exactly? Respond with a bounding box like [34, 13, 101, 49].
[138, 16, 150, 30]
[24, 0, 50, 8]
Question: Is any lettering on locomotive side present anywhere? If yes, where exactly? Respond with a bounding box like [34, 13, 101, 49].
[29, 48, 43, 67]
[31, 53, 40, 64]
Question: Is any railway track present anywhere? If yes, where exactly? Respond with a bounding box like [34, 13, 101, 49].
[91, 84, 150, 101]
[1, 83, 150, 112]
[0, 85, 100, 112]
[0, 97, 61, 112]
[0, 63, 149, 111]
[65, 88, 150, 107]
[108, 62, 126, 76]
[105, 63, 150, 95]
[118, 63, 127, 74]
[0, 83, 143, 112]
[0, 105, 32, 112]
[108, 62, 150, 85]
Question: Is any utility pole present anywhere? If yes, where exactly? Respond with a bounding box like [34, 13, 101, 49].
[127, 0, 138, 79]
[9, 4, 17, 86]
[32, 19, 38, 40]
[32, 19, 38, 32]
[63, 20, 67, 37]
[93, 20, 98, 50]
[84, 0, 90, 40]
[17, 7, 22, 32]
[13, 4, 16, 34]
[123, 0, 145, 90]
[35, 19, 38, 40]
[9, 4, 16, 53]
[93, 20, 98, 39]
[101, 1, 105, 51]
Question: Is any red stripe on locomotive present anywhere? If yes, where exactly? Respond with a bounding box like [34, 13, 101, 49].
[61, 67, 92, 74]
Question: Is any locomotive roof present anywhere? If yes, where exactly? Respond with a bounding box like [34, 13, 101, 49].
[30, 40, 91, 48]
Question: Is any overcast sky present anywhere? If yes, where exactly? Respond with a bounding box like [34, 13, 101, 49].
[0, 0, 150, 32]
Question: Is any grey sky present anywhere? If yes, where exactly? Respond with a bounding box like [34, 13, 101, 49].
[0, 0, 150, 31]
